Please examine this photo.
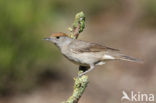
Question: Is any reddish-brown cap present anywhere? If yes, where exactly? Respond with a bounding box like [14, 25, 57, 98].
[50, 32, 68, 37]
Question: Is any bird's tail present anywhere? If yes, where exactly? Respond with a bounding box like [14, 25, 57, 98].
[118, 54, 143, 63]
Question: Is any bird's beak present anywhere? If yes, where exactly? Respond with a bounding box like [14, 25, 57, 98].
[43, 37, 55, 43]
[43, 37, 51, 41]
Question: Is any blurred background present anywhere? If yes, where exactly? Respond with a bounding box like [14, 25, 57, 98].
[0, 0, 156, 103]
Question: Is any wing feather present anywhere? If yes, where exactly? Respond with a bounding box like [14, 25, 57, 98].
[69, 40, 119, 53]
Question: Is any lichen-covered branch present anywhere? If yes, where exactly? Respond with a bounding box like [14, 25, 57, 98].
[63, 75, 88, 103]
[62, 11, 88, 103]
[68, 11, 85, 39]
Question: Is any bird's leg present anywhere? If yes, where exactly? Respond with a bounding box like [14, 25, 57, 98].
[78, 65, 95, 77]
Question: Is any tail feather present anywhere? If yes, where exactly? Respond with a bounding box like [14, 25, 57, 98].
[118, 54, 143, 63]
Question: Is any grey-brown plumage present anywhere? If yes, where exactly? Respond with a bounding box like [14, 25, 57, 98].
[44, 33, 141, 77]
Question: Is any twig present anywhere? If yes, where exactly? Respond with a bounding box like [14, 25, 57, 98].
[62, 11, 88, 103]
[68, 11, 85, 39]
[63, 75, 88, 103]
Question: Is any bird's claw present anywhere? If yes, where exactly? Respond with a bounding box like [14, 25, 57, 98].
[78, 72, 86, 78]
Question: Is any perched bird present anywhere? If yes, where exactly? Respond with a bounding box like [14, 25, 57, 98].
[44, 32, 141, 77]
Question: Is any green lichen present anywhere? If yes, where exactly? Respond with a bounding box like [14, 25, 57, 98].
[63, 12, 88, 103]
[68, 11, 85, 39]
[63, 75, 88, 103]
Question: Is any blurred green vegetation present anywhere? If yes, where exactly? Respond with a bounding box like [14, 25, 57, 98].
[142, 0, 156, 27]
[0, 0, 64, 94]
[0, 0, 156, 95]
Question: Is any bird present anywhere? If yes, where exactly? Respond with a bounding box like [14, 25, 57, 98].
[44, 32, 141, 77]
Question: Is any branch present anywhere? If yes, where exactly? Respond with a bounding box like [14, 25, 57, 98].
[63, 75, 88, 103]
[62, 12, 88, 103]
[68, 11, 85, 39]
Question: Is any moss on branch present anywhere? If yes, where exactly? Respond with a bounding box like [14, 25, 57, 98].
[68, 11, 85, 39]
[63, 11, 88, 103]
[63, 75, 88, 103]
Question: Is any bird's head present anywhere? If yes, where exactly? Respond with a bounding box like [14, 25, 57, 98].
[44, 32, 73, 48]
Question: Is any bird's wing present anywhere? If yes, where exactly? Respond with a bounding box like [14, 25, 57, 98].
[70, 40, 120, 53]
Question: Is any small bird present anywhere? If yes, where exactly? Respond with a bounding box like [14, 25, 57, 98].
[44, 32, 141, 77]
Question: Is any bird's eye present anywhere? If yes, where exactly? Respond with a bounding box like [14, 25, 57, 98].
[56, 36, 60, 39]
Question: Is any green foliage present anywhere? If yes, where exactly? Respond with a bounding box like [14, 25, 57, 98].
[142, 0, 156, 27]
[0, 0, 62, 94]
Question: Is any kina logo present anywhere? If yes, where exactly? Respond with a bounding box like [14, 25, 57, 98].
[121, 90, 154, 102]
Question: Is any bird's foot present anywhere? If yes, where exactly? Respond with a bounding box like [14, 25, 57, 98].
[78, 72, 86, 78]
